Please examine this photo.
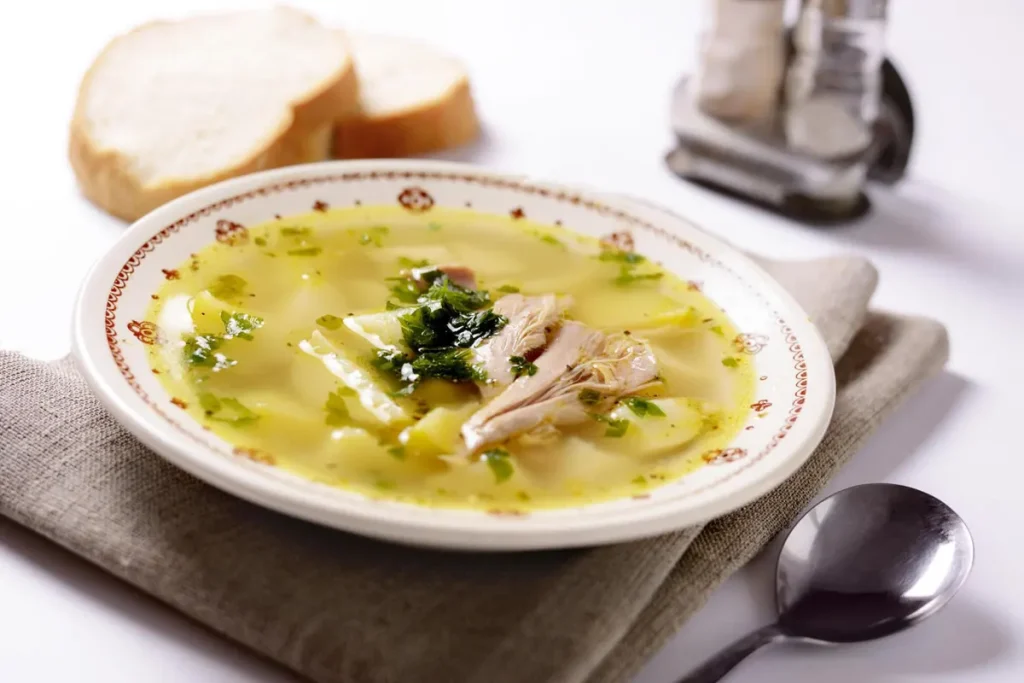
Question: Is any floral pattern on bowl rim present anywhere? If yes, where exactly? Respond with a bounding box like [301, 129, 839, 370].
[72, 159, 835, 551]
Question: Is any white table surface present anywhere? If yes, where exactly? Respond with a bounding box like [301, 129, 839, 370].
[2, 0, 1022, 681]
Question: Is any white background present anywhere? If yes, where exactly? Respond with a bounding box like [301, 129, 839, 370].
[1, 1, 1022, 681]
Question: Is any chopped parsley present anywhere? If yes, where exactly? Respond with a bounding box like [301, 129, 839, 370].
[220, 311, 264, 340]
[201, 394, 258, 425]
[316, 314, 344, 330]
[359, 226, 389, 247]
[578, 388, 602, 405]
[373, 273, 505, 390]
[198, 392, 221, 414]
[448, 309, 507, 348]
[253, 236, 268, 247]
[496, 284, 520, 294]
[509, 355, 538, 378]
[709, 325, 724, 337]
[387, 445, 406, 460]
[280, 226, 312, 237]
[591, 413, 630, 437]
[621, 397, 666, 418]
[631, 475, 647, 486]
[372, 349, 409, 375]
[722, 357, 740, 368]
[184, 334, 222, 368]
[286, 246, 322, 257]
[614, 266, 664, 287]
[418, 276, 491, 312]
[183, 309, 262, 370]
[481, 448, 514, 483]
[538, 234, 564, 248]
[598, 249, 646, 265]
[410, 349, 485, 382]
[324, 389, 350, 427]
[397, 256, 431, 269]
[387, 277, 424, 304]
[208, 274, 248, 300]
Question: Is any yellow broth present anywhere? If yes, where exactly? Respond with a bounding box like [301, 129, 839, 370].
[145, 207, 755, 511]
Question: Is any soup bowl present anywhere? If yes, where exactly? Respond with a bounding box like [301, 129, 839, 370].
[72, 159, 835, 551]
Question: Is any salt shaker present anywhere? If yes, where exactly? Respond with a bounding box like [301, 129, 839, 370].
[692, 0, 787, 128]
[784, 0, 890, 159]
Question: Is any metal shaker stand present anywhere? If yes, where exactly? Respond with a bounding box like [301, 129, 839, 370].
[667, 1, 914, 225]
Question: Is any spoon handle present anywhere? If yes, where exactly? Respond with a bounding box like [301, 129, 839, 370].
[673, 623, 787, 683]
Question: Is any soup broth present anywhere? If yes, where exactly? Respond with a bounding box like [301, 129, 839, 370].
[145, 207, 755, 511]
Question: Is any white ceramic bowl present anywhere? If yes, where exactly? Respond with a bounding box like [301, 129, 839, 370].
[72, 160, 835, 551]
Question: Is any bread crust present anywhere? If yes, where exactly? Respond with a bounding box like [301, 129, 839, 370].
[68, 12, 360, 222]
[332, 76, 480, 159]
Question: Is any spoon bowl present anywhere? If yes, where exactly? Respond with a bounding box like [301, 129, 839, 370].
[677, 483, 974, 682]
[776, 483, 974, 644]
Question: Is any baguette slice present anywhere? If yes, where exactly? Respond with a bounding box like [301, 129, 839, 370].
[69, 7, 359, 222]
[332, 33, 480, 159]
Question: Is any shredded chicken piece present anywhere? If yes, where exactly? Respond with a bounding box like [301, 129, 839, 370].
[461, 321, 658, 453]
[472, 293, 572, 396]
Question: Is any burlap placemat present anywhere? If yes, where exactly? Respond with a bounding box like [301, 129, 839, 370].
[0, 254, 948, 683]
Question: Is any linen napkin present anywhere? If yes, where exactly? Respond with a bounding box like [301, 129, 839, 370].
[0, 253, 948, 683]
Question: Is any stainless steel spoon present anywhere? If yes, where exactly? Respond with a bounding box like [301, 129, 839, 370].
[676, 483, 974, 682]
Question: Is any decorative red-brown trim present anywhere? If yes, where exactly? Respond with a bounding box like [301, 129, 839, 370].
[214, 219, 248, 245]
[734, 332, 769, 354]
[397, 187, 434, 212]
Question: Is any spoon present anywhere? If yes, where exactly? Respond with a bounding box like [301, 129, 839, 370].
[676, 483, 974, 682]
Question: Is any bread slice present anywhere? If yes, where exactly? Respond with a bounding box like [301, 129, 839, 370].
[332, 34, 480, 159]
[69, 7, 359, 222]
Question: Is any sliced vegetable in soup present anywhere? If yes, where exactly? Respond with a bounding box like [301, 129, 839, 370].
[145, 207, 755, 511]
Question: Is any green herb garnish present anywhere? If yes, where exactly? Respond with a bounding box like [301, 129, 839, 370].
[280, 226, 312, 237]
[387, 277, 423, 304]
[201, 394, 258, 425]
[254, 236, 267, 247]
[591, 413, 630, 437]
[448, 309, 507, 348]
[198, 392, 221, 414]
[481, 448, 514, 483]
[722, 357, 740, 368]
[621, 397, 666, 418]
[387, 445, 406, 460]
[208, 274, 248, 300]
[496, 284, 520, 294]
[509, 355, 538, 379]
[374, 273, 505, 391]
[316, 314, 344, 330]
[614, 266, 664, 287]
[709, 325, 724, 337]
[409, 348, 485, 382]
[418, 277, 491, 313]
[183, 334, 223, 368]
[372, 348, 410, 375]
[397, 256, 431, 269]
[287, 246, 322, 257]
[220, 311, 264, 340]
[631, 475, 647, 486]
[359, 226, 389, 247]
[539, 234, 564, 248]
[427, 222, 442, 231]
[578, 388, 602, 405]
[599, 250, 646, 265]
[324, 389, 350, 427]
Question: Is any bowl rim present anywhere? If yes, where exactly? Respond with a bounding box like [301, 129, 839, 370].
[71, 158, 836, 551]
